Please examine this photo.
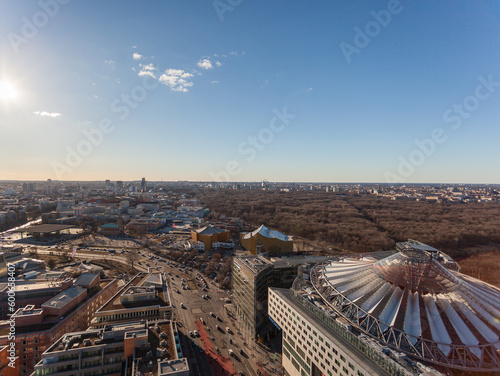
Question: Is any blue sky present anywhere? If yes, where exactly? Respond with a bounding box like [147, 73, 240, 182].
[0, 0, 499, 183]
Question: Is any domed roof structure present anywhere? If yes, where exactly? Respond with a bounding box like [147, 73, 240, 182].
[309, 240, 500, 372]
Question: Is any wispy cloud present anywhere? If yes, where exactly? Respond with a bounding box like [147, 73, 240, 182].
[104, 60, 116, 69]
[33, 111, 62, 118]
[133, 52, 143, 60]
[211, 80, 219, 84]
[140, 63, 155, 71]
[159, 69, 194, 92]
[306, 87, 313, 92]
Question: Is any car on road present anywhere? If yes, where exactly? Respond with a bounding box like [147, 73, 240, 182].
[180, 303, 185, 309]
[193, 330, 199, 337]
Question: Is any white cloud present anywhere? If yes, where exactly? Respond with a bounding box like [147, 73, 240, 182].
[139, 71, 156, 79]
[104, 60, 116, 69]
[140, 63, 156, 71]
[133, 53, 143, 60]
[138, 63, 157, 79]
[197, 59, 213, 70]
[197, 58, 222, 70]
[33, 111, 62, 118]
[211, 80, 218, 84]
[306, 87, 313, 92]
[159, 69, 194, 92]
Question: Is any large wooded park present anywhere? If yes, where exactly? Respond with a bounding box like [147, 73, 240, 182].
[199, 189, 500, 286]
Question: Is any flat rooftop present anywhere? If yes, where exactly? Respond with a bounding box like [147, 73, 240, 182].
[42, 286, 86, 310]
[47, 330, 104, 353]
[18, 224, 75, 234]
[0, 281, 61, 293]
[0, 281, 112, 336]
[74, 273, 99, 288]
[98, 273, 169, 312]
[158, 358, 189, 375]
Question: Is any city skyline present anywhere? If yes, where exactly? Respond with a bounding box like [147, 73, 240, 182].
[1, 1, 500, 183]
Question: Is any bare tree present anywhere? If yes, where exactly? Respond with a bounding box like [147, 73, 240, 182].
[47, 258, 56, 270]
[29, 247, 39, 259]
[127, 251, 140, 269]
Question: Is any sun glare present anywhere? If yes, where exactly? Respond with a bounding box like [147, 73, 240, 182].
[0, 81, 18, 101]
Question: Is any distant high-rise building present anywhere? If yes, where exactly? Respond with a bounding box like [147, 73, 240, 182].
[141, 177, 146, 191]
[105, 179, 111, 188]
[116, 180, 124, 189]
[23, 183, 36, 192]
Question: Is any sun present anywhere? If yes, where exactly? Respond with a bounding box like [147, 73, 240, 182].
[0, 81, 18, 101]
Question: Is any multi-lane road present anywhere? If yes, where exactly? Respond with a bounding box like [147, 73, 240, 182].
[168, 264, 257, 376]
[25, 245, 261, 376]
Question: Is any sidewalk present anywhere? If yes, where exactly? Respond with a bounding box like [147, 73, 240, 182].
[196, 319, 237, 376]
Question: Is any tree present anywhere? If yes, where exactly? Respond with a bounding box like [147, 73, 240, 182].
[29, 247, 39, 259]
[127, 251, 140, 269]
[47, 258, 56, 270]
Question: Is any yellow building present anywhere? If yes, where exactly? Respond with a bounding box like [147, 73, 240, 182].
[240, 225, 293, 255]
[191, 225, 230, 251]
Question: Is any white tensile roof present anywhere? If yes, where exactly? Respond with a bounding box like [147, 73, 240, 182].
[243, 224, 291, 241]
